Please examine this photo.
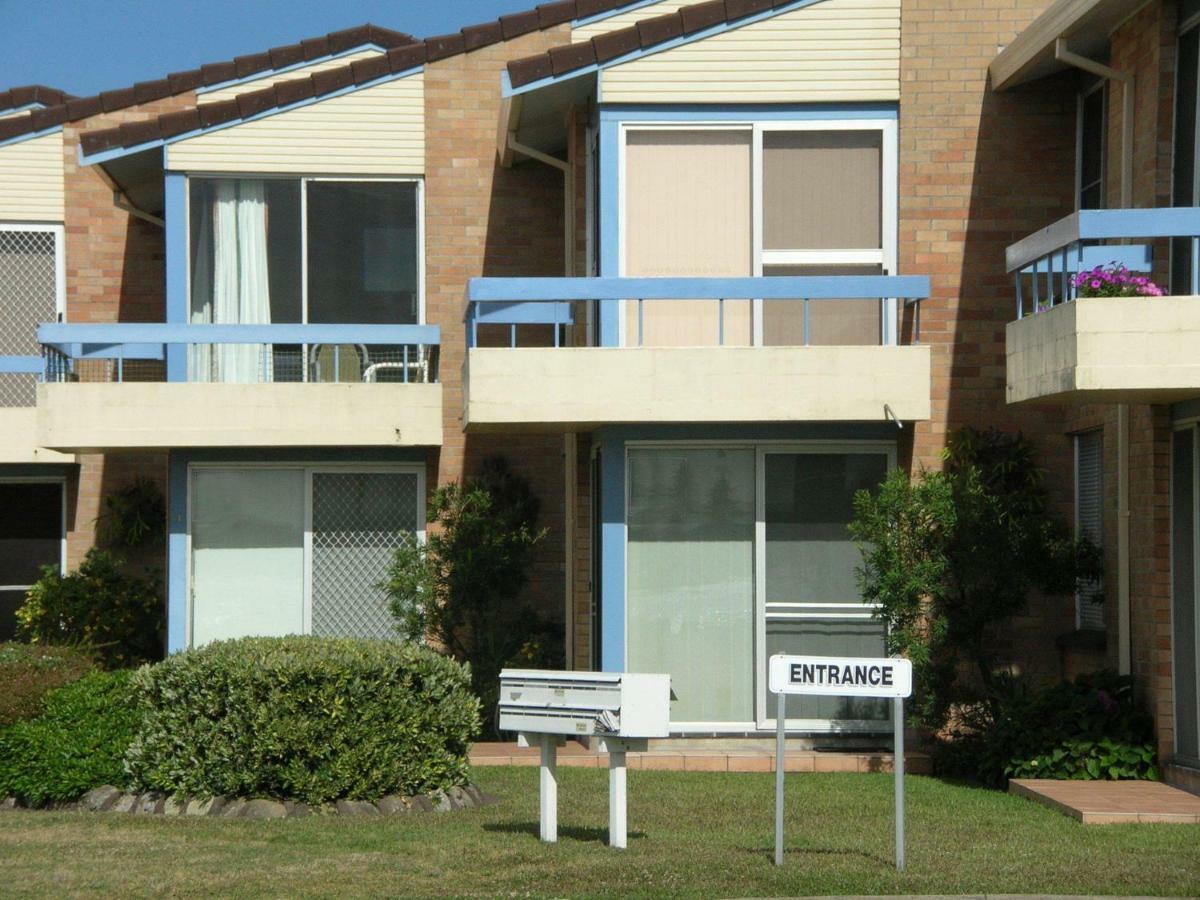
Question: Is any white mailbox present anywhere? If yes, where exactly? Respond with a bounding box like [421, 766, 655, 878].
[498, 670, 671, 740]
[497, 668, 671, 849]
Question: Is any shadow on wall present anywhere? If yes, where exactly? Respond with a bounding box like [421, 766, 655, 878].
[463, 157, 569, 637]
[118, 216, 168, 325]
[948, 73, 1080, 681]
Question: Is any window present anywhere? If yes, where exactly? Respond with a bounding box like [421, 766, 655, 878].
[0, 480, 64, 640]
[188, 177, 422, 329]
[1074, 430, 1104, 631]
[1172, 426, 1200, 764]
[1078, 80, 1107, 210]
[1173, 20, 1200, 293]
[188, 464, 423, 647]
[0, 224, 64, 406]
[624, 443, 893, 731]
[620, 119, 896, 347]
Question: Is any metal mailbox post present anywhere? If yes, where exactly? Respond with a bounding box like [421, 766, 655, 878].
[768, 654, 914, 870]
[498, 669, 671, 849]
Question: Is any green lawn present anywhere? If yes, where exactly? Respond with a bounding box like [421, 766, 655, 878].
[0, 768, 1197, 898]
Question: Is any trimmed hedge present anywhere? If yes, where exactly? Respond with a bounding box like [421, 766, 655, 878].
[125, 636, 480, 804]
[0, 642, 94, 727]
[0, 669, 139, 806]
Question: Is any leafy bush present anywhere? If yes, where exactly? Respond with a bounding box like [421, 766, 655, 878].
[96, 476, 166, 550]
[17, 549, 163, 668]
[0, 670, 139, 806]
[383, 456, 554, 734]
[937, 671, 1157, 787]
[850, 428, 1102, 730]
[0, 642, 94, 727]
[126, 636, 480, 804]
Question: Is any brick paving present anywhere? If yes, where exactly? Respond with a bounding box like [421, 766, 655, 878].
[1010, 778, 1200, 824]
[469, 741, 932, 774]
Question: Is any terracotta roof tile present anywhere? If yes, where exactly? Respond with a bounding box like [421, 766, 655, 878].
[0, 84, 76, 112]
[65, 3, 662, 155]
[0, 23, 415, 143]
[508, 0, 791, 88]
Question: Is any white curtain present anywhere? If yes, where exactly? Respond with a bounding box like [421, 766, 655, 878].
[193, 180, 272, 383]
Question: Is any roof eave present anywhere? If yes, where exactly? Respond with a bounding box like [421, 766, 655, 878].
[990, 0, 1151, 91]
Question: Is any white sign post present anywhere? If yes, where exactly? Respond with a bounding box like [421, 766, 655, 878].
[768, 654, 913, 871]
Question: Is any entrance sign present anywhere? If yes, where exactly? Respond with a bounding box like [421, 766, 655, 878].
[769, 654, 913, 870]
[497, 669, 671, 849]
[769, 654, 912, 698]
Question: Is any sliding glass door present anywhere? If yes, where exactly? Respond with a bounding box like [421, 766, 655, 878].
[624, 443, 892, 732]
[626, 447, 756, 726]
[189, 464, 424, 647]
[756, 448, 892, 729]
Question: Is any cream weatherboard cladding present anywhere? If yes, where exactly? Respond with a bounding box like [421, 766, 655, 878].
[166, 72, 425, 175]
[598, 0, 901, 104]
[0, 132, 65, 222]
[571, 0, 699, 41]
[197, 49, 386, 104]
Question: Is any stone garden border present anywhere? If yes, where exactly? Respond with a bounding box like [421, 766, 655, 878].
[1, 784, 496, 819]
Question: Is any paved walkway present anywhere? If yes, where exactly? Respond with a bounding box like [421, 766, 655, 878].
[469, 741, 932, 774]
[1009, 778, 1200, 824]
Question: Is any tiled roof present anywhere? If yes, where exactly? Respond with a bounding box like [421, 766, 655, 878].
[1, 2, 650, 147]
[0, 85, 77, 112]
[75, 0, 650, 157]
[507, 0, 791, 87]
[0, 24, 414, 143]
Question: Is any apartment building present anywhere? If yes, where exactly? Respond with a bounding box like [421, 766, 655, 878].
[0, 0, 1197, 789]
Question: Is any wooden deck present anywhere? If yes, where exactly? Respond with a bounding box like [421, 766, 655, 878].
[1010, 778, 1200, 824]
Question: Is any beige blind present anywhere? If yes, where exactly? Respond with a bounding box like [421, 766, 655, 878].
[763, 131, 882, 251]
[624, 130, 752, 346]
[762, 264, 883, 347]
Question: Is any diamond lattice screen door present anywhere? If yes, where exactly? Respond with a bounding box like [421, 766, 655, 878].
[0, 226, 61, 405]
[309, 470, 421, 639]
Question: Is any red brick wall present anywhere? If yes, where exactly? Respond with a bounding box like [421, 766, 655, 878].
[900, 0, 1081, 682]
[424, 28, 574, 633]
[59, 96, 194, 569]
[1064, 0, 1181, 758]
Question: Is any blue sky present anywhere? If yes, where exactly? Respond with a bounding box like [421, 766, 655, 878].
[0, 0, 548, 97]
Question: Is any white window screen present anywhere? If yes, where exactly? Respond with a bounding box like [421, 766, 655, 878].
[0, 227, 59, 406]
[623, 130, 752, 347]
[762, 452, 890, 724]
[311, 471, 419, 639]
[762, 130, 882, 252]
[626, 448, 755, 724]
[1075, 430, 1105, 630]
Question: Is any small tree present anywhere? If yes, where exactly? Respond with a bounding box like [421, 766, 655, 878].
[849, 428, 1101, 731]
[17, 549, 164, 668]
[382, 457, 556, 732]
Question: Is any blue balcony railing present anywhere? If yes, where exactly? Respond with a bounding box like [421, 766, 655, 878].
[466, 276, 930, 348]
[1007, 207, 1200, 318]
[36, 323, 441, 384]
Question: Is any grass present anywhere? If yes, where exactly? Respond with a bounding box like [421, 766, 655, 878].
[0, 768, 1197, 898]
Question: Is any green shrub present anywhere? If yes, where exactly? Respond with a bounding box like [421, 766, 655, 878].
[383, 456, 554, 737]
[850, 428, 1103, 732]
[125, 636, 480, 804]
[0, 642, 94, 727]
[17, 549, 163, 668]
[0, 669, 139, 806]
[937, 671, 1157, 787]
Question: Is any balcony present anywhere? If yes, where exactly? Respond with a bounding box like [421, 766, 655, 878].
[0, 356, 72, 463]
[1005, 208, 1200, 404]
[34, 323, 442, 451]
[464, 276, 931, 430]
